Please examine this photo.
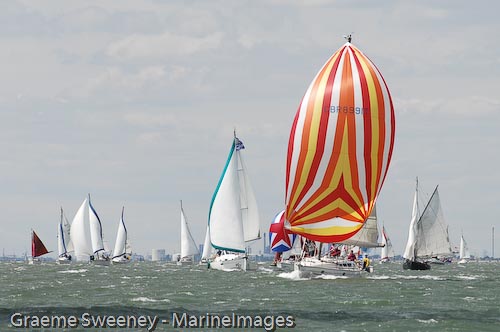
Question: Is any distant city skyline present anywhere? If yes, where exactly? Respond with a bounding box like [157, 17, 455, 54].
[1, 1, 499, 259]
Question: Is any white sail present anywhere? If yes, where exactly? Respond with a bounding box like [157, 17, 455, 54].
[112, 207, 128, 259]
[57, 208, 73, 257]
[414, 187, 452, 258]
[403, 183, 419, 260]
[338, 206, 382, 248]
[88, 195, 105, 255]
[459, 235, 470, 260]
[209, 139, 245, 252]
[201, 227, 212, 260]
[180, 202, 199, 259]
[237, 151, 261, 242]
[70, 198, 92, 261]
[380, 226, 394, 260]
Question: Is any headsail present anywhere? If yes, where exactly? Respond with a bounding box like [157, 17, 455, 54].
[70, 198, 92, 261]
[88, 194, 105, 255]
[285, 39, 395, 243]
[459, 235, 470, 260]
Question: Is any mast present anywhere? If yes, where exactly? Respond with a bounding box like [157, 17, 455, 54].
[492, 226, 495, 259]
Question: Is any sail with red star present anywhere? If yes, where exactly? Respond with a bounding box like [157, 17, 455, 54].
[269, 210, 296, 252]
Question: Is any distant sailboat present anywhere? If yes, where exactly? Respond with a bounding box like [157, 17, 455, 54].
[208, 133, 261, 271]
[112, 207, 132, 264]
[403, 179, 452, 270]
[88, 194, 111, 265]
[284, 36, 395, 277]
[177, 200, 199, 265]
[200, 226, 212, 264]
[69, 195, 111, 264]
[379, 224, 394, 263]
[29, 230, 50, 264]
[57, 207, 73, 264]
[457, 234, 470, 264]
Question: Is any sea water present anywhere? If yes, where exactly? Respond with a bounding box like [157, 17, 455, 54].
[1, 260, 499, 331]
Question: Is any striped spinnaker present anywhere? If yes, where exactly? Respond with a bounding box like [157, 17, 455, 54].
[285, 41, 395, 243]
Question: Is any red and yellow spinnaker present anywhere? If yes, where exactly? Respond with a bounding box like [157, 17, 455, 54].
[285, 41, 395, 243]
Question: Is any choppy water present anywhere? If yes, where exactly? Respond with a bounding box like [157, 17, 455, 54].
[1, 260, 499, 331]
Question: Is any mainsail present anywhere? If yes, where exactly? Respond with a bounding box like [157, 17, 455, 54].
[88, 194, 106, 256]
[380, 225, 394, 260]
[459, 235, 470, 260]
[112, 207, 129, 260]
[285, 38, 395, 243]
[57, 207, 73, 258]
[32, 230, 50, 258]
[180, 201, 199, 259]
[336, 205, 383, 248]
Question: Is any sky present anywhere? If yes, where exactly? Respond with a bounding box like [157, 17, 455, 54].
[1, 0, 499, 259]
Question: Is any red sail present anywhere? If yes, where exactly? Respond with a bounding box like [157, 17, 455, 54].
[32, 231, 50, 258]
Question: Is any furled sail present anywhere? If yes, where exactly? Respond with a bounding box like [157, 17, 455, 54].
[285, 39, 395, 243]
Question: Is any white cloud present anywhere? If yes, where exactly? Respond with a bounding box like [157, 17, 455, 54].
[106, 31, 223, 60]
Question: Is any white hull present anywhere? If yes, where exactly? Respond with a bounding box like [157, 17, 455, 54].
[28, 258, 42, 265]
[457, 259, 468, 264]
[177, 258, 194, 266]
[112, 257, 131, 264]
[294, 257, 372, 278]
[209, 253, 247, 271]
[57, 258, 72, 265]
[379, 257, 390, 264]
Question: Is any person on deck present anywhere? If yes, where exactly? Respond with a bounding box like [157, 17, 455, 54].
[347, 250, 356, 261]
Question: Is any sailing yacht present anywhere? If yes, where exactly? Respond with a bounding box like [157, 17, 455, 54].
[177, 201, 199, 265]
[379, 225, 394, 263]
[403, 179, 452, 270]
[283, 36, 395, 278]
[29, 230, 51, 264]
[207, 133, 261, 271]
[457, 234, 470, 264]
[57, 207, 73, 264]
[69, 195, 111, 264]
[112, 207, 132, 264]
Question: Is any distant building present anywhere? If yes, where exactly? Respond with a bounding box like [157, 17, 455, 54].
[151, 249, 166, 261]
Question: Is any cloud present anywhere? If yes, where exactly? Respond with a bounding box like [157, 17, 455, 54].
[106, 31, 223, 60]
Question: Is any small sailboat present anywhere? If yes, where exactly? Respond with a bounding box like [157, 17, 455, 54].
[200, 226, 212, 265]
[69, 195, 111, 264]
[88, 194, 111, 265]
[208, 133, 261, 271]
[112, 207, 132, 264]
[29, 230, 50, 264]
[284, 35, 396, 277]
[57, 207, 73, 264]
[403, 178, 452, 270]
[457, 234, 470, 264]
[379, 224, 394, 263]
[177, 201, 199, 266]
